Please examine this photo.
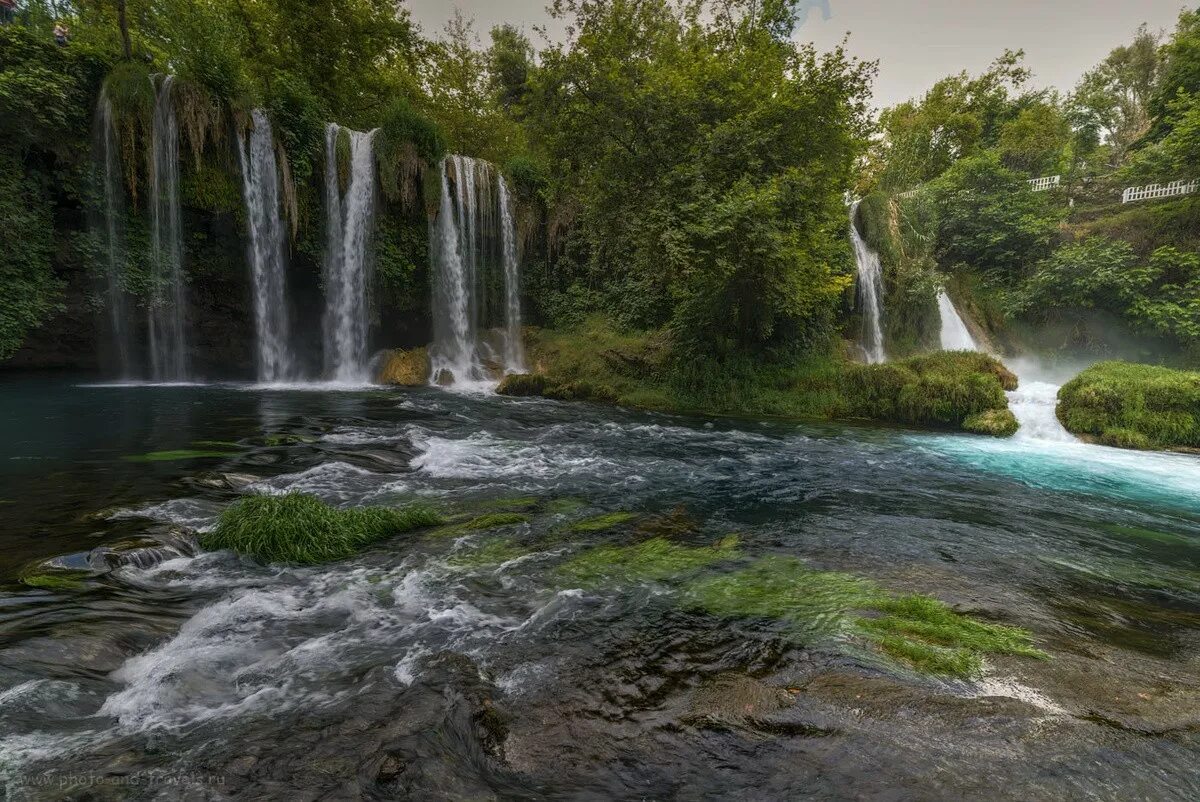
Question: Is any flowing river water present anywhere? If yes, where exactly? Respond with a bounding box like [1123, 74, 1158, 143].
[2, 377, 1200, 799]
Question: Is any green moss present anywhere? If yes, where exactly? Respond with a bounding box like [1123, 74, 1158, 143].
[559, 536, 740, 586]
[200, 493, 442, 565]
[544, 497, 588, 514]
[567, 511, 638, 533]
[21, 572, 88, 591]
[191, 440, 244, 449]
[1058, 362, 1200, 451]
[686, 556, 1045, 678]
[432, 512, 531, 538]
[963, 409, 1019, 437]
[447, 538, 531, 569]
[496, 373, 550, 397]
[475, 496, 540, 513]
[123, 449, 240, 462]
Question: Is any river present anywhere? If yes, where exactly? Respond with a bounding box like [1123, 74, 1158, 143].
[1, 376, 1199, 799]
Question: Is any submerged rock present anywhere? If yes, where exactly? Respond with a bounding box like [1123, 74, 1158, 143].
[377, 347, 431, 386]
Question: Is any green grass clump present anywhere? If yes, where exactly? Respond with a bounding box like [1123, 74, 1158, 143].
[20, 572, 88, 591]
[201, 493, 442, 565]
[124, 449, 240, 462]
[567, 511, 638, 533]
[1058, 362, 1200, 451]
[496, 374, 550, 397]
[962, 409, 1019, 437]
[686, 556, 1045, 678]
[559, 536, 740, 586]
[432, 512, 531, 538]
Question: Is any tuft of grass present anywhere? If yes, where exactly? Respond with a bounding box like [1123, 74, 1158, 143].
[567, 511, 638, 533]
[200, 493, 442, 565]
[686, 556, 1045, 678]
[559, 536, 740, 586]
[1058, 362, 1200, 452]
[124, 449, 240, 462]
[431, 512, 531, 538]
[496, 373, 550, 397]
[21, 572, 88, 591]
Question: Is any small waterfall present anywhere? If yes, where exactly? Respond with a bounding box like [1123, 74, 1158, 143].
[937, 291, 980, 351]
[934, 291, 1077, 443]
[849, 202, 886, 364]
[147, 75, 189, 381]
[497, 175, 525, 373]
[237, 110, 295, 383]
[429, 155, 524, 386]
[94, 88, 134, 378]
[322, 124, 378, 383]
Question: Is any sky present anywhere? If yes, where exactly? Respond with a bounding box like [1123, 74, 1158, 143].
[407, 0, 1192, 109]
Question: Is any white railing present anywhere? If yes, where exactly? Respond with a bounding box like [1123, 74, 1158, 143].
[896, 188, 921, 199]
[1028, 175, 1061, 192]
[1121, 179, 1198, 204]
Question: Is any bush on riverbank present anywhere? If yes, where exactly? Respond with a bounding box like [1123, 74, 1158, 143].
[201, 493, 443, 564]
[501, 322, 1017, 435]
[1057, 361, 1200, 451]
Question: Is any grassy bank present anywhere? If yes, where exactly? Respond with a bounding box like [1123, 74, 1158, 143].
[1058, 362, 1200, 452]
[505, 320, 1017, 435]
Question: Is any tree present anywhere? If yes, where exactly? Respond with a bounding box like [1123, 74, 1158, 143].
[997, 101, 1071, 175]
[487, 23, 532, 114]
[1068, 24, 1162, 161]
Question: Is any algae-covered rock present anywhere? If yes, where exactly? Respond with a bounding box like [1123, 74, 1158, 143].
[686, 556, 1046, 679]
[497, 373, 550, 396]
[432, 512, 532, 538]
[559, 535, 740, 586]
[963, 409, 1019, 437]
[377, 347, 431, 386]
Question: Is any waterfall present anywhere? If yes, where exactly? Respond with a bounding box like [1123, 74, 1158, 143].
[237, 110, 295, 383]
[849, 203, 886, 364]
[94, 88, 133, 378]
[498, 175, 526, 373]
[934, 291, 1077, 443]
[936, 291, 980, 351]
[147, 75, 189, 381]
[322, 124, 378, 383]
[429, 155, 524, 387]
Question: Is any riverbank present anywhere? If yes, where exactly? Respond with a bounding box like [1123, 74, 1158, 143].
[484, 320, 1019, 436]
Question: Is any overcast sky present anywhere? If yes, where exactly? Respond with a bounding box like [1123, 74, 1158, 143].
[407, 0, 1191, 109]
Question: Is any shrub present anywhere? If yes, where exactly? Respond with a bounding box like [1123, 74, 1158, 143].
[201, 493, 442, 564]
[1058, 361, 1200, 451]
[963, 409, 1020, 437]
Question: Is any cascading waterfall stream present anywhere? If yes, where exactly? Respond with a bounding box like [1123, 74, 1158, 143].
[849, 202, 886, 364]
[237, 110, 295, 384]
[498, 175, 526, 373]
[936, 289, 1077, 443]
[94, 88, 133, 379]
[322, 124, 378, 383]
[147, 75, 189, 381]
[429, 155, 524, 387]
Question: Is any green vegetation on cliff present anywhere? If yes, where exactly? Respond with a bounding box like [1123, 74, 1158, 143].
[1058, 361, 1200, 451]
[201, 493, 442, 564]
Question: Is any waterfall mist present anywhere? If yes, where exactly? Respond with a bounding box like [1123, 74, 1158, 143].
[429, 155, 525, 387]
[322, 124, 378, 383]
[849, 203, 886, 364]
[147, 75, 189, 381]
[237, 110, 295, 384]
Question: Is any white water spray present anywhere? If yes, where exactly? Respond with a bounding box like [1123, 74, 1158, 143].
[322, 124, 378, 383]
[849, 202, 886, 364]
[936, 291, 979, 352]
[147, 75, 189, 381]
[237, 111, 295, 383]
